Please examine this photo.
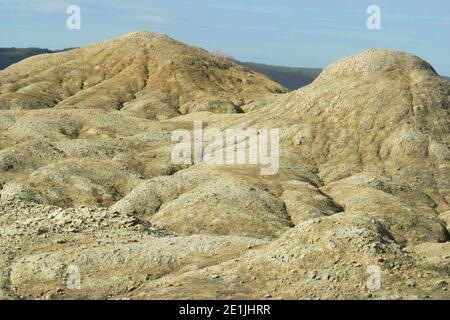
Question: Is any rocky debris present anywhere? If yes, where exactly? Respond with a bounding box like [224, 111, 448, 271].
[0, 183, 47, 205]
[0, 200, 169, 237]
[122, 214, 449, 300]
[229, 214, 409, 299]
[9, 235, 266, 299]
[0, 200, 266, 299]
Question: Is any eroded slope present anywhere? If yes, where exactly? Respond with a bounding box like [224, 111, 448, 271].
[0, 40, 448, 299]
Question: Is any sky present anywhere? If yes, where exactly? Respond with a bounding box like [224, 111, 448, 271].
[0, 0, 449, 75]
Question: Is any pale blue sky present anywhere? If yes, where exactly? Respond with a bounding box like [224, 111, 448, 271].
[0, 0, 449, 74]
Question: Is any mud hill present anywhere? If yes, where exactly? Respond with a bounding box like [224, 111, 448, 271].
[0, 32, 448, 300]
[0, 32, 286, 115]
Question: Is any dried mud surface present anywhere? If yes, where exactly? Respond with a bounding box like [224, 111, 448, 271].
[0, 32, 448, 299]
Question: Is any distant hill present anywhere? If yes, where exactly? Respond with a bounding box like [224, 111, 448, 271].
[0, 47, 74, 70]
[0, 48, 53, 69]
[239, 62, 322, 90]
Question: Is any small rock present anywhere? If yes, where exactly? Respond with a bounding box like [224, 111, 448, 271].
[37, 227, 48, 235]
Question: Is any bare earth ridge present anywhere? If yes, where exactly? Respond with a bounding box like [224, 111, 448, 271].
[0, 32, 448, 300]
